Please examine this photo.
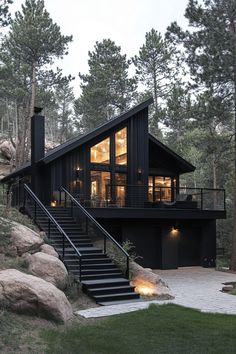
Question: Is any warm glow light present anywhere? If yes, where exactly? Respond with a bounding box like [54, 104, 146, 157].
[131, 278, 159, 296]
[50, 201, 57, 207]
[135, 285, 157, 296]
[90, 137, 110, 163]
[171, 227, 179, 235]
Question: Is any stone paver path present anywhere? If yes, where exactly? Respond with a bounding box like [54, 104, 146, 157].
[157, 267, 236, 314]
[76, 267, 236, 318]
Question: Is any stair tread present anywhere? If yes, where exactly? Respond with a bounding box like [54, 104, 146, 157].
[89, 285, 134, 292]
[78, 273, 123, 280]
[82, 277, 128, 286]
[78, 269, 120, 274]
[56, 247, 102, 251]
[65, 257, 109, 262]
[79, 272, 123, 276]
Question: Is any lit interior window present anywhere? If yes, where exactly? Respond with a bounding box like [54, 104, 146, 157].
[115, 173, 127, 207]
[148, 176, 175, 202]
[91, 171, 111, 201]
[154, 177, 172, 202]
[115, 127, 127, 165]
[90, 137, 110, 164]
[148, 176, 154, 202]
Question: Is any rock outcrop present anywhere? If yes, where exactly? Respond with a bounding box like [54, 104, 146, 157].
[10, 223, 43, 256]
[130, 262, 170, 297]
[26, 252, 68, 290]
[40, 244, 59, 258]
[0, 269, 73, 322]
[0, 141, 15, 161]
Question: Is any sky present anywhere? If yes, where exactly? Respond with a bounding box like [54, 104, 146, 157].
[10, 0, 190, 96]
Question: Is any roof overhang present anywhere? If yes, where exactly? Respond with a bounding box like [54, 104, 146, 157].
[149, 134, 195, 174]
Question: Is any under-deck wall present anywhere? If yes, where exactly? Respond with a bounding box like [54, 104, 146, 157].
[99, 218, 216, 269]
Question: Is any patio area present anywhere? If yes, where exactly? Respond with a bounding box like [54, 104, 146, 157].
[156, 267, 236, 314]
[77, 267, 236, 318]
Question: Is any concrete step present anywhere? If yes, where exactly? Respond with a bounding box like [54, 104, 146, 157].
[94, 292, 140, 303]
[98, 298, 142, 306]
[88, 285, 135, 296]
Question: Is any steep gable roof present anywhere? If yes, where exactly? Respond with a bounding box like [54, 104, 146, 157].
[1, 97, 195, 182]
[41, 97, 154, 164]
[149, 134, 195, 173]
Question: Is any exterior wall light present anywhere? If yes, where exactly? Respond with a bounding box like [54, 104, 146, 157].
[76, 167, 83, 181]
[171, 225, 179, 235]
[50, 200, 57, 207]
[137, 168, 142, 182]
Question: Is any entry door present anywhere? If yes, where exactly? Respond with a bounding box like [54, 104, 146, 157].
[178, 228, 201, 266]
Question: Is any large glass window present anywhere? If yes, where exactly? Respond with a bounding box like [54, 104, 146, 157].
[115, 173, 127, 207]
[115, 127, 127, 165]
[90, 137, 110, 164]
[90, 171, 111, 204]
[154, 177, 172, 202]
[148, 176, 154, 202]
[148, 176, 175, 202]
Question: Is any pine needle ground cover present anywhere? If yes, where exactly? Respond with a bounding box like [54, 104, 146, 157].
[42, 304, 236, 354]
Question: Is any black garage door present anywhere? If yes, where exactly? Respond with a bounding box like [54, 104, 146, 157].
[178, 227, 201, 267]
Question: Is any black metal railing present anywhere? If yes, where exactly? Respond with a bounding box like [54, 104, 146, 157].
[60, 186, 130, 278]
[80, 185, 225, 211]
[23, 184, 83, 281]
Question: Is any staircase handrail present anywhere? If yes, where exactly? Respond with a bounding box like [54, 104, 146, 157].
[60, 186, 130, 277]
[24, 184, 82, 260]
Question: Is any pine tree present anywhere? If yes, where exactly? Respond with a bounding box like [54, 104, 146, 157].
[133, 28, 180, 134]
[0, 0, 13, 27]
[75, 39, 136, 132]
[167, 0, 236, 269]
[2, 0, 72, 165]
[55, 77, 75, 143]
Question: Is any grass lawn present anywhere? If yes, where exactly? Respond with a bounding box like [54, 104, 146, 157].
[41, 304, 236, 354]
[2, 304, 236, 353]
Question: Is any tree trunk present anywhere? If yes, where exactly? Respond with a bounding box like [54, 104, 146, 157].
[212, 155, 217, 189]
[24, 63, 37, 161]
[230, 81, 236, 270]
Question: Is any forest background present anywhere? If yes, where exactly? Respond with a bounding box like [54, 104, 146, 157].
[0, 0, 235, 266]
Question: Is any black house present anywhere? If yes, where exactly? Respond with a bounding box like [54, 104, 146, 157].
[2, 98, 226, 270]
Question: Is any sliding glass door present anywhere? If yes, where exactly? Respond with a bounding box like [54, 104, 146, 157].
[148, 176, 176, 202]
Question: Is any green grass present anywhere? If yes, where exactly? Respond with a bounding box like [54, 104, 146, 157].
[0, 310, 49, 353]
[41, 304, 236, 354]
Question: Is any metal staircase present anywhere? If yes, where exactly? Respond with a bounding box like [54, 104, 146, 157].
[23, 184, 140, 306]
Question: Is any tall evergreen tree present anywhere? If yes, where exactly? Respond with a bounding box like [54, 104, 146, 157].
[75, 39, 136, 132]
[1, 0, 72, 165]
[55, 77, 75, 143]
[133, 28, 180, 135]
[167, 0, 236, 269]
[0, 0, 13, 27]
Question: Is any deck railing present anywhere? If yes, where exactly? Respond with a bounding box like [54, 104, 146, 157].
[79, 185, 225, 211]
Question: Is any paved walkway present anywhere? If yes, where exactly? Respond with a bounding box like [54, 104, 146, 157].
[76, 267, 236, 318]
